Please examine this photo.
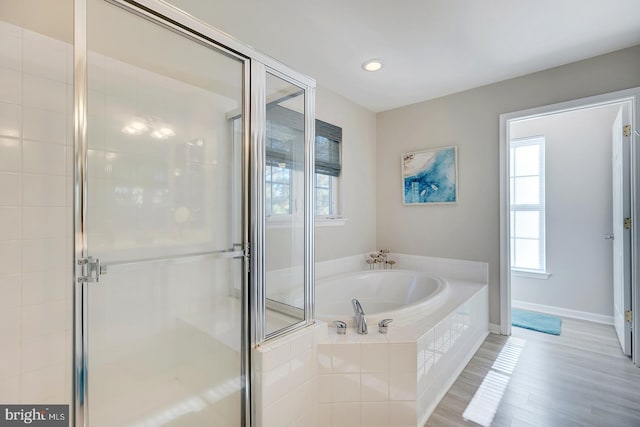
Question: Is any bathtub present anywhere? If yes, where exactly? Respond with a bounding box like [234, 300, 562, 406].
[315, 269, 449, 326]
[258, 257, 489, 427]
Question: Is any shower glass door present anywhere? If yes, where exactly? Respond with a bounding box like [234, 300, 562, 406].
[82, 0, 247, 425]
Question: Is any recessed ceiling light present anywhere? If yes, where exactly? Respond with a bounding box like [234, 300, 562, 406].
[362, 59, 383, 72]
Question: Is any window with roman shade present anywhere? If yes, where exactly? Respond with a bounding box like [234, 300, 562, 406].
[265, 105, 342, 216]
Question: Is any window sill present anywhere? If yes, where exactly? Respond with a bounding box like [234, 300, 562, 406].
[266, 216, 300, 229]
[511, 269, 552, 280]
[265, 216, 347, 229]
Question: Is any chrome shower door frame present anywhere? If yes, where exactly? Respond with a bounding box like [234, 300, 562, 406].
[250, 64, 316, 344]
[72, 0, 316, 426]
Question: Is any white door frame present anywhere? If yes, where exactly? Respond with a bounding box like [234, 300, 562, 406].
[499, 87, 640, 366]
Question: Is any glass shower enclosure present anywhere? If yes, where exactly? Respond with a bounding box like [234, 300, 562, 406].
[72, 0, 316, 426]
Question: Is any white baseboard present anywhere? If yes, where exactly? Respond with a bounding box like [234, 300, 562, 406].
[512, 300, 614, 325]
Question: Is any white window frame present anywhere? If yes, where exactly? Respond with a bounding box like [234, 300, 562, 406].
[509, 136, 548, 276]
[265, 163, 293, 217]
[234, 110, 344, 227]
[314, 172, 339, 218]
[266, 169, 342, 226]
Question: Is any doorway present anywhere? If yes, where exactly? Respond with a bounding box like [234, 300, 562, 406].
[499, 88, 640, 366]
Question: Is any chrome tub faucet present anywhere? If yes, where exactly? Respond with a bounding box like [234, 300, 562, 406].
[352, 298, 368, 335]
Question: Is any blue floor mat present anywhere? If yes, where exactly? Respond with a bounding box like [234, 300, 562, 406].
[512, 308, 562, 335]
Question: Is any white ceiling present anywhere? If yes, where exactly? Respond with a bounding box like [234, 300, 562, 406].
[170, 0, 640, 112]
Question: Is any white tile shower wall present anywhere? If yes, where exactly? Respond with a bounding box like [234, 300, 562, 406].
[0, 30, 250, 425]
[0, 21, 73, 409]
[86, 49, 233, 257]
[84, 49, 241, 358]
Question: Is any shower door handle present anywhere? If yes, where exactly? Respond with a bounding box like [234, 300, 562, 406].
[224, 243, 248, 260]
[100, 245, 249, 268]
[221, 250, 245, 259]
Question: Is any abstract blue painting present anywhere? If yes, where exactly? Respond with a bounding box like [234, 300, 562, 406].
[402, 146, 457, 204]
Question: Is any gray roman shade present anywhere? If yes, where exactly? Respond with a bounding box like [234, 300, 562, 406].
[266, 105, 342, 177]
[315, 119, 342, 177]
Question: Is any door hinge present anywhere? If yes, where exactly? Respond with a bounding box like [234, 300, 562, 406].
[77, 257, 106, 283]
[624, 217, 632, 230]
[623, 125, 631, 137]
[625, 310, 633, 322]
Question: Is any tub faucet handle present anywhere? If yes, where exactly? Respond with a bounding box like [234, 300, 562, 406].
[378, 319, 393, 334]
[333, 320, 347, 335]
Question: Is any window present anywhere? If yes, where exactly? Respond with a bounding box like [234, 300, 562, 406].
[510, 136, 545, 272]
[315, 173, 334, 216]
[264, 106, 342, 219]
[265, 164, 291, 216]
[314, 122, 342, 217]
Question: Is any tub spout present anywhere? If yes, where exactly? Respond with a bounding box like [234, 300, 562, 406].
[351, 299, 368, 335]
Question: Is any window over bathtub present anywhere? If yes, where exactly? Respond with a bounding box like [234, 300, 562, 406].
[231, 103, 342, 224]
[262, 105, 342, 223]
[510, 136, 549, 277]
[313, 121, 342, 218]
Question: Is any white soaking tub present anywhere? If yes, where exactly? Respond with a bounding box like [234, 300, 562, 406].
[315, 269, 449, 326]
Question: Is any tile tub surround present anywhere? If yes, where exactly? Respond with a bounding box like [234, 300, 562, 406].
[256, 253, 489, 427]
[318, 283, 488, 427]
[315, 252, 488, 284]
[254, 323, 327, 427]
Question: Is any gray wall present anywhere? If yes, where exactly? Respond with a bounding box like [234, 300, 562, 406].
[315, 86, 377, 261]
[510, 105, 620, 317]
[265, 86, 377, 272]
[376, 45, 640, 326]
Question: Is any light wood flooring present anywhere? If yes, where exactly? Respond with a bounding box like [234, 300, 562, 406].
[425, 317, 640, 427]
